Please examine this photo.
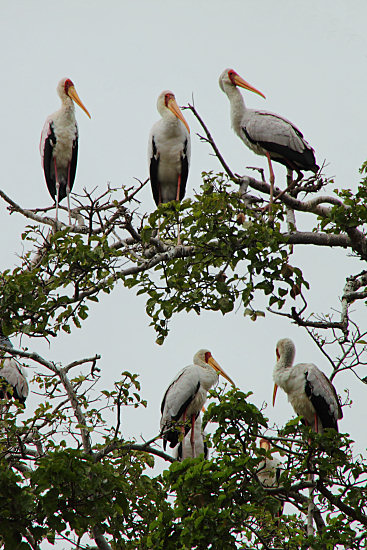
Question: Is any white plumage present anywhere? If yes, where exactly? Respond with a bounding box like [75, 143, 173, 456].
[160, 349, 234, 456]
[273, 338, 342, 432]
[257, 439, 282, 488]
[0, 335, 28, 406]
[40, 78, 91, 223]
[174, 414, 209, 461]
[148, 90, 191, 206]
[218, 68, 318, 189]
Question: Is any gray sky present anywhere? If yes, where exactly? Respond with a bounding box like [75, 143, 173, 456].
[1, 1, 367, 546]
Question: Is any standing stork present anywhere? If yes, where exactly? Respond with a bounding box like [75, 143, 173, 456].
[0, 334, 28, 406]
[148, 90, 190, 243]
[273, 338, 342, 432]
[219, 68, 319, 209]
[257, 438, 282, 489]
[40, 78, 91, 223]
[160, 349, 235, 457]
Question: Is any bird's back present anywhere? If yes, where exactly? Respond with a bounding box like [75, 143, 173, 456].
[0, 357, 28, 405]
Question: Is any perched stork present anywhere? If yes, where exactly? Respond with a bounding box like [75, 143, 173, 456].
[160, 349, 235, 457]
[148, 90, 190, 243]
[174, 414, 209, 461]
[257, 438, 282, 488]
[0, 335, 28, 406]
[219, 68, 319, 207]
[273, 338, 342, 432]
[40, 78, 91, 223]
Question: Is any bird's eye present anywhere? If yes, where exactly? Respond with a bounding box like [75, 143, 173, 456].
[205, 352, 211, 363]
[165, 93, 174, 107]
[228, 70, 236, 84]
[64, 79, 74, 94]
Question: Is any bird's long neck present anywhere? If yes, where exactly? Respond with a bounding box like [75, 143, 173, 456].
[276, 347, 295, 372]
[198, 363, 218, 390]
[226, 86, 247, 135]
[58, 96, 76, 124]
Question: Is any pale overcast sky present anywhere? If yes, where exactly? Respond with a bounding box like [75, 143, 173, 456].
[1, 1, 366, 546]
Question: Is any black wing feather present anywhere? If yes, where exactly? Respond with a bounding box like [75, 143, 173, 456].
[149, 137, 160, 206]
[304, 372, 339, 431]
[43, 124, 57, 200]
[162, 379, 201, 449]
[68, 132, 78, 195]
[243, 127, 319, 173]
[179, 138, 189, 200]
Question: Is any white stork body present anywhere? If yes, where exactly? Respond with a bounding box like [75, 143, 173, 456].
[40, 78, 90, 223]
[174, 415, 208, 461]
[148, 90, 190, 206]
[160, 349, 234, 456]
[0, 336, 28, 406]
[273, 338, 342, 432]
[219, 69, 318, 194]
[257, 439, 282, 488]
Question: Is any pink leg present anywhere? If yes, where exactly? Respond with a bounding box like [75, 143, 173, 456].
[176, 175, 182, 245]
[182, 410, 186, 437]
[190, 415, 196, 458]
[54, 159, 60, 222]
[176, 174, 181, 202]
[314, 413, 319, 433]
[266, 152, 275, 218]
[67, 162, 72, 225]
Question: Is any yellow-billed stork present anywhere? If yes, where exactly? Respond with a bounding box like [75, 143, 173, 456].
[0, 334, 28, 406]
[148, 90, 190, 207]
[257, 438, 282, 488]
[273, 338, 342, 432]
[40, 78, 91, 223]
[160, 349, 235, 457]
[219, 68, 318, 205]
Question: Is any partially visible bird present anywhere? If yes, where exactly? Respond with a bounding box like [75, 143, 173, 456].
[0, 334, 28, 406]
[40, 77, 91, 223]
[160, 349, 235, 457]
[273, 338, 342, 432]
[174, 414, 209, 461]
[219, 68, 319, 207]
[257, 438, 282, 488]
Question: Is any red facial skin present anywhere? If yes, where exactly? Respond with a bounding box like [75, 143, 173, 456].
[64, 79, 74, 95]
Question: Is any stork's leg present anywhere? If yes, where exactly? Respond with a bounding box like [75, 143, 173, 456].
[314, 413, 319, 433]
[66, 162, 72, 225]
[286, 169, 296, 254]
[190, 415, 196, 458]
[176, 175, 182, 245]
[54, 159, 60, 223]
[157, 186, 162, 240]
[265, 152, 275, 219]
[182, 410, 186, 437]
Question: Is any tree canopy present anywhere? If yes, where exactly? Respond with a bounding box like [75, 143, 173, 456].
[0, 106, 366, 549]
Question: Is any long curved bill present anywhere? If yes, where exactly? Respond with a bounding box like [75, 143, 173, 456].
[208, 356, 236, 387]
[167, 96, 190, 133]
[68, 85, 91, 119]
[272, 384, 278, 406]
[233, 73, 266, 100]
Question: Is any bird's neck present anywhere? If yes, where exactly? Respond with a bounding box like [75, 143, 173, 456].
[59, 97, 76, 122]
[199, 365, 218, 390]
[226, 87, 247, 134]
[275, 350, 294, 372]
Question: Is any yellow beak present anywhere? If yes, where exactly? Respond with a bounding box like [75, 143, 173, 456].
[233, 73, 266, 100]
[272, 384, 278, 406]
[167, 96, 190, 133]
[208, 356, 236, 387]
[68, 85, 91, 119]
